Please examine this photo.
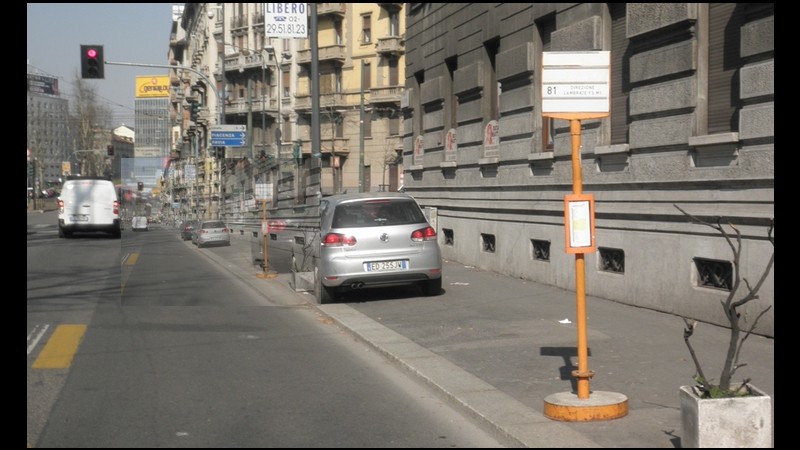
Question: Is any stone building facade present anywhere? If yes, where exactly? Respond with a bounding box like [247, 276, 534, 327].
[403, 3, 774, 336]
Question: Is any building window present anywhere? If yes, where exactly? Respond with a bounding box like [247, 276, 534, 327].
[446, 57, 458, 129]
[442, 228, 454, 246]
[389, 11, 400, 36]
[694, 257, 733, 291]
[481, 233, 496, 253]
[282, 70, 290, 97]
[335, 20, 343, 45]
[543, 117, 555, 151]
[609, 3, 630, 145]
[363, 62, 371, 90]
[537, 14, 556, 152]
[364, 111, 372, 138]
[707, 3, 744, 134]
[531, 239, 550, 262]
[388, 116, 400, 136]
[599, 247, 625, 274]
[362, 15, 372, 44]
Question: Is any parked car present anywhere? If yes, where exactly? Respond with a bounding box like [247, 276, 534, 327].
[192, 220, 231, 248]
[57, 176, 121, 239]
[131, 216, 148, 231]
[313, 192, 442, 304]
[180, 220, 199, 241]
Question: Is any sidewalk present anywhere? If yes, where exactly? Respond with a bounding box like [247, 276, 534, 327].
[211, 233, 775, 448]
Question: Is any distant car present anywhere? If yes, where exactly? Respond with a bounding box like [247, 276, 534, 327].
[131, 216, 148, 231]
[57, 176, 121, 239]
[313, 192, 442, 304]
[192, 220, 231, 248]
[180, 220, 199, 241]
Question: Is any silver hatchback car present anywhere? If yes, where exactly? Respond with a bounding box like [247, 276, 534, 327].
[192, 220, 231, 248]
[314, 192, 442, 304]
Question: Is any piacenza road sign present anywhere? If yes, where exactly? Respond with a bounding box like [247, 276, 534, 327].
[211, 125, 247, 147]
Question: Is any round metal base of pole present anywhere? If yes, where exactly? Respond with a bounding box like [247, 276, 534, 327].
[256, 271, 278, 279]
[543, 391, 628, 422]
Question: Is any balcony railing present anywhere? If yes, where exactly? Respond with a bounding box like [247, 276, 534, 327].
[225, 98, 277, 115]
[317, 3, 346, 17]
[370, 86, 403, 104]
[375, 36, 404, 55]
[297, 44, 346, 65]
[225, 51, 266, 73]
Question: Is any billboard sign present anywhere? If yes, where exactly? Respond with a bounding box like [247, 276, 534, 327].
[136, 75, 171, 98]
[265, 3, 308, 38]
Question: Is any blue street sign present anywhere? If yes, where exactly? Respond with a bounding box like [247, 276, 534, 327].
[211, 138, 246, 147]
[211, 130, 246, 147]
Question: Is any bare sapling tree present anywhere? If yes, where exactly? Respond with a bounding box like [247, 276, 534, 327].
[675, 205, 774, 398]
[379, 136, 401, 190]
[70, 71, 113, 177]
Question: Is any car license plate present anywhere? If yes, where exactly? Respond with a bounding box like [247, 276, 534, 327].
[70, 215, 88, 222]
[365, 260, 408, 272]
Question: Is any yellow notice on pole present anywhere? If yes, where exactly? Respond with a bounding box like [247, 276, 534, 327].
[564, 194, 596, 254]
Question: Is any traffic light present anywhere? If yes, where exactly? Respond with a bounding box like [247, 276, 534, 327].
[80, 45, 104, 79]
[137, 181, 144, 192]
[293, 140, 302, 164]
[27, 162, 34, 177]
[107, 144, 114, 156]
[190, 101, 200, 121]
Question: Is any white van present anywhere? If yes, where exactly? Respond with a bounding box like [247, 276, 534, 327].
[131, 216, 148, 231]
[57, 176, 121, 238]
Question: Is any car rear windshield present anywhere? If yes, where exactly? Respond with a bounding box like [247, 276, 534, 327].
[332, 199, 427, 228]
[202, 221, 226, 229]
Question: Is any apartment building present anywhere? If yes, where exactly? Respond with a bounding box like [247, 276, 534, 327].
[170, 3, 406, 224]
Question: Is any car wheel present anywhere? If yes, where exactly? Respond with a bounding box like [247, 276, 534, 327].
[314, 265, 336, 305]
[421, 277, 442, 296]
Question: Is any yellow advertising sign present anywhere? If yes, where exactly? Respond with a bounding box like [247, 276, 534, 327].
[136, 75, 170, 98]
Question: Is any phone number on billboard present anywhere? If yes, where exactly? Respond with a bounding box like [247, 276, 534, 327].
[267, 23, 306, 35]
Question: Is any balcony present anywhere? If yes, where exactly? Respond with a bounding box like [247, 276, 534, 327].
[317, 3, 346, 17]
[377, 3, 403, 11]
[297, 44, 346, 66]
[225, 51, 266, 73]
[370, 86, 403, 104]
[375, 36, 405, 56]
[229, 15, 247, 31]
[225, 98, 277, 115]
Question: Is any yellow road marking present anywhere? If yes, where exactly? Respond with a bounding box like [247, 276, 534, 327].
[31, 324, 87, 369]
[124, 252, 139, 266]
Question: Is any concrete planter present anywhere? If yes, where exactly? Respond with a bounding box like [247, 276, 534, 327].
[290, 270, 315, 292]
[680, 384, 772, 448]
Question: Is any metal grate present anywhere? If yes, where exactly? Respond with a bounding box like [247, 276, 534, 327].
[442, 228, 454, 246]
[532, 239, 550, 262]
[694, 257, 733, 291]
[481, 233, 496, 253]
[599, 247, 625, 273]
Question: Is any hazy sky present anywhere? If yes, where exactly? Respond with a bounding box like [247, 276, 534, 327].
[27, 3, 179, 128]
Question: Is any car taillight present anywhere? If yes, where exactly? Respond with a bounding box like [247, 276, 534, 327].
[411, 226, 437, 242]
[113, 200, 120, 215]
[321, 233, 357, 247]
[57, 199, 64, 213]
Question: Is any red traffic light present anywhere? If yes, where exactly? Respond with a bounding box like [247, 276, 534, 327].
[80, 44, 104, 79]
